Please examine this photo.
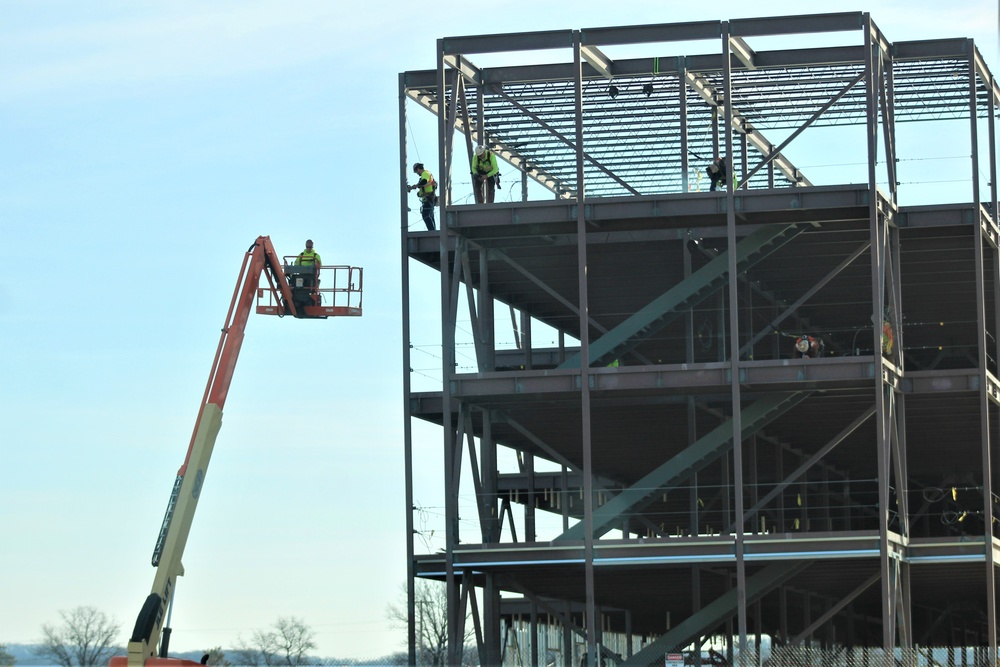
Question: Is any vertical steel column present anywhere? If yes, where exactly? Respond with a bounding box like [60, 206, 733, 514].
[972, 45, 983, 207]
[483, 574, 501, 666]
[684, 237, 695, 365]
[779, 587, 788, 646]
[802, 591, 812, 643]
[750, 437, 760, 532]
[740, 132, 749, 190]
[991, 87, 1000, 655]
[477, 81, 486, 148]
[572, 29, 598, 666]
[530, 603, 539, 667]
[399, 72, 418, 667]
[526, 454, 537, 541]
[863, 14, 893, 649]
[522, 313, 533, 368]
[969, 40, 1000, 662]
[883, 40, 899, 207]
[685, 236, 700, 543]
[436, 38, 462, 667]
[478, 248, 495, 371]
[712, 106, 721, 159]
[477, 82, 487, 204]
[562, 604, 573, 667]
[898, 547, 913, 647]
[753, 599, 762, 653]
[890, 203, 913, 647]
[684, 218, 701, 552]
[481, 409, 501, 664]
[561, 465, 570, 532]
[679, 63, 690, 193]
[722, 21, 750, 662]
[625, 611, 633, 659]
[776, 443, 786, 531]
[991, 78, 999, 218]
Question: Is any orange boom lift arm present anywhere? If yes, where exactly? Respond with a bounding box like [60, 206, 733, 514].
[113, 236, 361, 667]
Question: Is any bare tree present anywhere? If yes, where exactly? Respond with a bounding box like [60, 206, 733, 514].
[203, 647, 230, 667]
[386, 580, 477, 667]
[34, 607, 121, 667]
[235, 617, 315, 667]
[0, 644, 15, 667]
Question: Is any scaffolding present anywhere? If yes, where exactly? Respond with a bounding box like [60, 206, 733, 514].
[400, 11, 1000, 667]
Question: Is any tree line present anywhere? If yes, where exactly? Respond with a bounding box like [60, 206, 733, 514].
[3, 581, 474, 667]
[2, 607, 321, 667]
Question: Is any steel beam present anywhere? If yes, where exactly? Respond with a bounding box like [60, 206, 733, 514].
[442, 29, 573, 56]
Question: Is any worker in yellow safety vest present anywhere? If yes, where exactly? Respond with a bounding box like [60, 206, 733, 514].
[407, 163, 437, 230]
[471, 145, 500, 204]
[295, 239, 322, 266]
[287, 239, 322, 310]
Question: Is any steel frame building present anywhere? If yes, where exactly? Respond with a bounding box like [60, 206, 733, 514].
[399, 12, 1000, 667]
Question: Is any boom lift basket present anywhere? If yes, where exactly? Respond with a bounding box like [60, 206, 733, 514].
[257, 261, 363, 318]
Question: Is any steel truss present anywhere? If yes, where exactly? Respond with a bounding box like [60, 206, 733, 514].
[400, 11, 1000, 667]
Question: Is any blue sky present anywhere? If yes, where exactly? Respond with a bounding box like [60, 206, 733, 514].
[2, 0, 998, 661]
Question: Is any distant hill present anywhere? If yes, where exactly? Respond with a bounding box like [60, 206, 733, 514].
[2, 646, 225, 665]
[2, 645, 186, 666]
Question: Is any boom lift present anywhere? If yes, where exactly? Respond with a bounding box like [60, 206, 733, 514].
[112, 236, 362, 667]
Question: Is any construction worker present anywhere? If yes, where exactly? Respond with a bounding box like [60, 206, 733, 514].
[293, 239, 322, 298]
[407, 163, 437, 230]
[471, 145, 499, 204]
[794, 335, 823, 359]
[295, 239, 322, 267]
[706, 155, 727, 192]
[881, 318, 894, 356]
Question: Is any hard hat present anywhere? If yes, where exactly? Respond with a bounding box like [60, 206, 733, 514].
[413, 162, 423, 171]
[475, 145, 486, 156]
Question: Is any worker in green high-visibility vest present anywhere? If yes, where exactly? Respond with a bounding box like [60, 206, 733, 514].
[472, 145, 500, 203]
[295, 239, 322, 267]
[407, 163, 437, 230]
[293, 239, 323, 300]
